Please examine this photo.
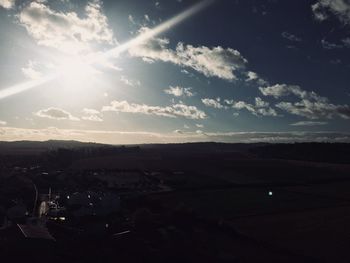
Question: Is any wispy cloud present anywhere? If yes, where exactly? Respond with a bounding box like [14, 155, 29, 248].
[82, 108, 103, 122]
[245, 71, 267, 85]
[225, 98, 278, 117]
[102, 100, 207, 119]
[18, 1, 115, 54]
[128, 14, 136, 24]
[129, 27, 247, 80]
[201, 98, 226, 109]
[259, 84, 321, 100]
[343, 37, 350, 47]
[164, 86, 194, 97]
[321, 39, 343, 49]
[290, 121, 328, 126]
[120, 75, 141, 87]
[35, 107, 80, 121]
[276, 100, 350, 119]
[312, 0, 350, 24]
[246, 71, 258, 81]
[201, 96, 278, 117]
[281, 31, 302, 42]
[21, 61, 44, 80]
[0, 0, 14, 9]
[260, 83, 350, 119]
[1, 127, 349, 144]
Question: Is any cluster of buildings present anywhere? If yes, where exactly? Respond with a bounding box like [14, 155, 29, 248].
[40, 190, 121, 219]
[0, 189, 123, 242]
[0, 164, 177, 243]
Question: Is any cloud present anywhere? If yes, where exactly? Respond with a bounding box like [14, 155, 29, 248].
[246, 71, 258, 81]
[21, 61, 44, 80]
[0, 127, 177, 144]
[343, 37, 350, 47]
[259, 84, 324, 101]
[18, 1, 115, 54]
[254, 108, 279, 117]
[82, 108, 100, 115]
[128, 14, 135, 24]
[312, 0, 350, 24]
[1, 127, 349, 144]
[255, 97, 269, 108]
[276, 100, 350, 119]
[290, 121, 328, 126]
[226, 100, 251, 111]
[144, 14, 151, 22]
[0, 0, 15, 9]
[21, 67, 42, 80]
[260, 83, 350, 119]
[202, 131, 350, 143]
[82, 115, 103, 122]
[312, 2, 329, 21]
[195, 124, 204, 128]
[201, 96, 278, 117]
[321, 39, 343, 49]
[245, 71, 267, 85]
[225, 97, 278, 117]
[142, 57, 155, 64]
[129, 27, 247, 80]
[281, 32, 302, 42]
[35, 107, 80, 121]
[174, 129, 183, 134]
[120, 75, 141, 87]
[164, 86, 194, 97]
[82, 108, 103, 122]
[102, 100, 207, 119]
[259, 84, 303, 98]
[0, 120, 7, 125]
[201, 98, 226, 109]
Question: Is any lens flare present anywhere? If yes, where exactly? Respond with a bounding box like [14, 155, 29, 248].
[0, 0, 214, 100]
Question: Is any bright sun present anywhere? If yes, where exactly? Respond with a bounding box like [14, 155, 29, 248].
[56, 56, 98, 87]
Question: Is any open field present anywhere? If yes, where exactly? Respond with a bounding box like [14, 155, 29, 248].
[1, 141, 350, 262]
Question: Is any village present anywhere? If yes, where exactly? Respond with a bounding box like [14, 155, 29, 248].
[0, 164, 177, 239]
[1, 160, 245, 262]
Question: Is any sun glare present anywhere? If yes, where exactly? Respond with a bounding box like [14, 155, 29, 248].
[0, 0, 213, 101]
[56, 56, 98, 86]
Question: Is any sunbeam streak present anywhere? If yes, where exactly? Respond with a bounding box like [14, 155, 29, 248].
[0, 74, 57, 100]
[0, 0, 213, 100]
[96, 0, 214, 60]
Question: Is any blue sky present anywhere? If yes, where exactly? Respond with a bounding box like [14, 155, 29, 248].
[0, 0, 349, 144]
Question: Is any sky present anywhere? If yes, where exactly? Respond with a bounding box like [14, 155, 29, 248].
[0, 0, 349, 144]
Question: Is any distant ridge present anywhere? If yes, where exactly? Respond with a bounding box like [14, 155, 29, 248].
[0, 140, 349, 163]
[0, 140, 110, 155]
[0, 139, 108, 148]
